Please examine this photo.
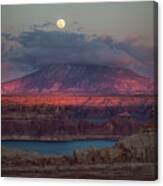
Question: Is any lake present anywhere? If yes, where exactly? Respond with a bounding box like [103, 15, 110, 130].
[2, 139, 117, 156]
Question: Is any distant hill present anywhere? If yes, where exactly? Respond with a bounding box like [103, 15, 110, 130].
[2, 64, 154, 95]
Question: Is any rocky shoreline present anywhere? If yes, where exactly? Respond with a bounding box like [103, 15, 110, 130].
[1, 132, 157, 180]
[1, 134, 120, 142]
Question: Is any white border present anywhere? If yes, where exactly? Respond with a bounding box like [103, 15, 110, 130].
[0, 0, 162, 186]
[0, 0, 157, 5]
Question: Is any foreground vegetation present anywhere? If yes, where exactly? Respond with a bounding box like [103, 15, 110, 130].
[2, 131, 157, 180]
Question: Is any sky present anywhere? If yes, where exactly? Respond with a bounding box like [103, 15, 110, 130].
[2, 2, 156, 82]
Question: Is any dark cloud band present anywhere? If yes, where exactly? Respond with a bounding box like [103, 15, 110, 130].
[2, 28, 154, 82]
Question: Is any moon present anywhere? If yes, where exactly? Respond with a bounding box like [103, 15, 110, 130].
[56, 19, 66, 29]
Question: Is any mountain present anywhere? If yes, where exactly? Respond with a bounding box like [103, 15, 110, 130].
[2, 64, 154, 95]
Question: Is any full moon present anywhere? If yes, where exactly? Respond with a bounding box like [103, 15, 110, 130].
[56, 19, 66, 29]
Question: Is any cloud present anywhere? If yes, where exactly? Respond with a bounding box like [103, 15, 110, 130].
[1, 60, 35, 82]
[30, 22, 55, 31]
[2, 28, 154, 82]
[98, 35, 154, 77]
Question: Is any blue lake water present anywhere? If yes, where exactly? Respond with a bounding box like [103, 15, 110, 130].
[2, 140, 117, 156]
